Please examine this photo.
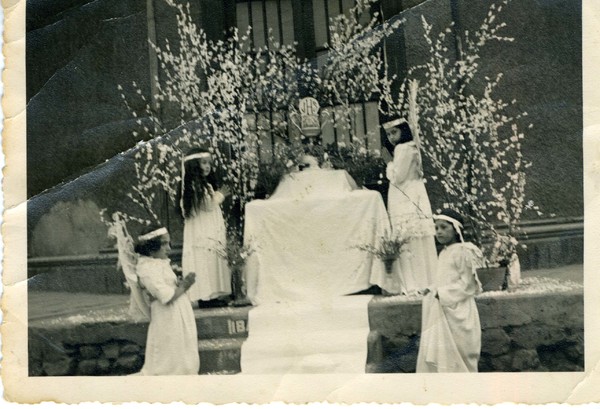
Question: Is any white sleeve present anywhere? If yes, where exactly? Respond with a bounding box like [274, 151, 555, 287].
[437, 245, 483, 305]
[137, 263, 175, 305]
[386, 144, 415, 185]
[213, 191, 225, 205]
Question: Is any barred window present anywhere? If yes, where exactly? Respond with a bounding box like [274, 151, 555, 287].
[236, 0, 295, 50]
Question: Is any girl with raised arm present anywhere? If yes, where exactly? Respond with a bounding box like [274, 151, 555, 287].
[383, 118, 437, 294]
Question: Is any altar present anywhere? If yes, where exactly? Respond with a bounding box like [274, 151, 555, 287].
[244, 168, 390, 304]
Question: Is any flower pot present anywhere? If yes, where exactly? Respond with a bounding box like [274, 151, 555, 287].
[230, 265, 251, 306]
[382, 257, 397, 275]
[476, 266, 508, 292]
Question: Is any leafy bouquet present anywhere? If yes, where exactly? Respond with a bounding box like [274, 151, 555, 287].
[325, 140, 386, 188]
[354, 229, 411, 274]
[486, 233, 519, 267]
[211, 236, 256, 270]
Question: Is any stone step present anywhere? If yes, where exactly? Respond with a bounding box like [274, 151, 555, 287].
[195, 306, 251, 340]
[198, 338, 245, 375]
[197, 329, 384, 375]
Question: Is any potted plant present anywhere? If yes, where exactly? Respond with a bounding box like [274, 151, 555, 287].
[476, 232, 521, 291]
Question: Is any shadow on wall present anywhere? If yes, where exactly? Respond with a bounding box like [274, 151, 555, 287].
[30, 199, 111, 257]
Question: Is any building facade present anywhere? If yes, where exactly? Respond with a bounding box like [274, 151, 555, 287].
[27, 0, 582, 275]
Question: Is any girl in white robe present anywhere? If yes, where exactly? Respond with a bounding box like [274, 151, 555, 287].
[416, 209, 483, 373]
[382, 119, 437, 294]
[180, 148, 232, 305]
[135, 226, 200, 375]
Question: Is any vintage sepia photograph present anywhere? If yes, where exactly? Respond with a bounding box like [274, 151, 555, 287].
[2, 0, 600, 404]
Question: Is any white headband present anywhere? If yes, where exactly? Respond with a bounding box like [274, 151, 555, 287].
[433, 214, 465, 243]
[382, 118, 407, 130]
[138, 227, 168, 242]
[184, 152, 211, 162]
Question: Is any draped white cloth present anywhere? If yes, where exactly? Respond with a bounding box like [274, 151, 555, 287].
[241, 169, 386, 374]
[269, 168, 358, 200]
[241, 296, 372, 373]
[182, 187, 232, 302]
[416, 242, 484, 373]
[244, 169, 390, 304]
[383, 141, 437, 294]
[136, 257, 200, 375]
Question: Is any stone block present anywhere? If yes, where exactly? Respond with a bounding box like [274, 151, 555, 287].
[28, 336, 46, 376]
[382, 334, 412, 352]
[394, 351, 418, 373]
[120, 343, 142, 355]
[512, 349, 540, 371]
[477, 355, 493, 372]
[368, 301, 422, 337]
[114, 354, 143, 374]
[79, 345, 101, 359]
[102, 342, 121, 360]
[109, 323, 149, 346]
[564, 342, 584, 364]
[477, 298, 532, 329]
[487, 354, 513, 372]
[379, 335, 419, 373]
[196, 308, 251, 340]
[367, 331, 384, 366]
[199, 340, 243, 374]
[97, 358, 112, 374]
[554, 361, 582, 371]
[481, 328, 511, 356]
[77, 359, 99, 375]
[29, 357, 45, 377]
[537, 344, 583, 371]
[532, 297, 583, 327]
[42, 357, 76, 376]
[510, 325, 568, 349]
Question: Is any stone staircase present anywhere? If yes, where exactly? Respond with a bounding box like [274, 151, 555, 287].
[194, 303, 383, 374]
[195, 306, 251, 374]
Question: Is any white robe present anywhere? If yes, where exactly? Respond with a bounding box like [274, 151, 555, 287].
[385, 142, 437, 293]
[182, 187, 232, 302]
[137, 256, 200, 375]
[416, 242, 483, 373]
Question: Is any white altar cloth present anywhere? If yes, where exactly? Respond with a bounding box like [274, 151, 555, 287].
[244, 169, 390, 304]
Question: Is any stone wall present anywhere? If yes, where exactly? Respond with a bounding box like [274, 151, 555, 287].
[29, 339, 145, 376]
[29, 320, 148, 376]
[29, 288, 583, 375]
[368, 289, 584, 372]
